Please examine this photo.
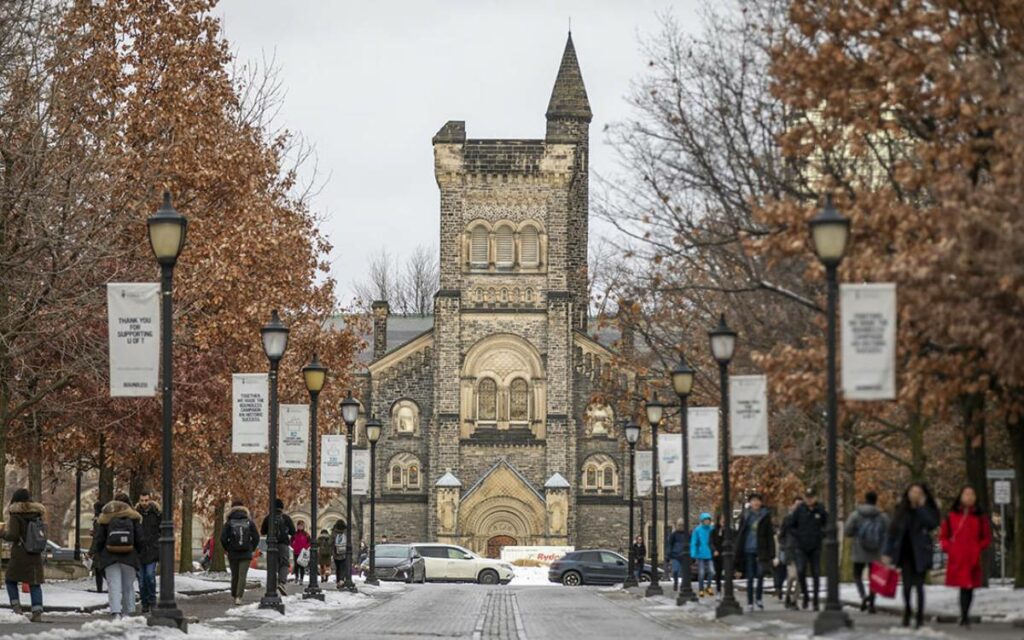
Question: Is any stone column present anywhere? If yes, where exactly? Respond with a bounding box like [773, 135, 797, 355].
[435, 471, 462, 545]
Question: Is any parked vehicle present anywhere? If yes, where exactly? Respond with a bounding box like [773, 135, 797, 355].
[548, 549, 653, 586]
[410, 543, 515, 584]
[357, 544, 426, 583]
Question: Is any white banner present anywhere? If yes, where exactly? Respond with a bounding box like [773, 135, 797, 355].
[730, 375, 769, 456]
[351, 448, 370, 495]
[107, 283, 160, 397]
[841, 283, 897, 400]
[278, 404, 309, 469]
[320, 435, 346, 488]
[658, 433, 683, 487]
[635, 451, 653, 497]
[688, 407, 719, 473]
[232, 374, 268, 453]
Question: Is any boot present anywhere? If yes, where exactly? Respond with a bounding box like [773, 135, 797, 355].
[30, 608, 42, 623]
[673, 579, 678, 591]
[868, 595, 876, 614]
[9, 602, 22, 615]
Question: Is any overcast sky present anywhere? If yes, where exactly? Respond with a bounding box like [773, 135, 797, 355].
[217, 0, 703, 305]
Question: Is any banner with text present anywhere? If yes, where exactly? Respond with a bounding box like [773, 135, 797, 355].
[351, 449, 370, 495]
[320, 435, 346, 488]
[107, 283, 160, 397]
[841, 283, 897, 400]
[278, 404, 309, 469]
[658, 433, 683, 487]
[730, 375, 769, 456]
[635, 451, 653, 496]
[232, 374, 268, 453]
[688, 407, 719, 473]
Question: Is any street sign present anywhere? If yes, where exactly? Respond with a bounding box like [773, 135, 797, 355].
[987, 469, 1016, 480]
[994, 480, 1012, 505]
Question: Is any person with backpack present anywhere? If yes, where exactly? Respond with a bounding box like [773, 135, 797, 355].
[2, 489, 46, 622]
[317, 528, 333, 583]
[883, 483, 940, 629]
[220, 500, 260, 605]
[290, 520, 311, 585]
[90, 492, 144, 619]
[259, 498, 295, 596]
[330, 519, 348, 589]
[134, 490, 161, 614]
[940, 485, 991, 627]
[844, 490, 889, 613]
[787, 488, 827, 610]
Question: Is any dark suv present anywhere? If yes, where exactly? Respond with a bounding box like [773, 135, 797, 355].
[548, 549, 651, 586]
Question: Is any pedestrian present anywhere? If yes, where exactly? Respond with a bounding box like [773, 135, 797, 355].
[290, 520, 311, 585]
[135, 490, 161, 614]
[771, 524, 786, 599]
[3, 488, 46, 622]
[90, 492, 145, 619]
[844, 490, 889, 613]
[711, 513, 724, 596]
[259, 498, 296, 596]
[940, 485, 991, 627]
[89, 501, 106, 593]
[381, 534, 389, 545]
[779, 497, 803, 610]
[317, 528, 333, 583]
[331, 520, 348, 589]
[630, 535, 646, 583]
[220, 499, 260, 605]
[883, 483, 940, 629]
[666, 518, 687, 591]
[736, 493, 774, 611]
[690, 512, 715, 597]
[788, 488, 826, 610]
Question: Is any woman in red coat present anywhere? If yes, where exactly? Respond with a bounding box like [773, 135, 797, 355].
[940, 486, 991, 627]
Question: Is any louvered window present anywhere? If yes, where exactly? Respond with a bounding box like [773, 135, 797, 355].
[509, 379, 529, 422]
[495, 226, 514, 267]
[478, 379, 497, 421]
[520, 226, 539, 266]
[470, 225, 489, 267]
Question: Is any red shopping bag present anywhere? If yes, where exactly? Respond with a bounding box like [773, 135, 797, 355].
[869, 561, 898, 598]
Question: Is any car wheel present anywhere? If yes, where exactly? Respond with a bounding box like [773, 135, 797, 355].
[639, 572, 651, 583]
[561, 571, 582, 587]
[478, 569, 500, 585]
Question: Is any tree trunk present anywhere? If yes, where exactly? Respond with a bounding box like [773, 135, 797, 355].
[97, 434, 114, 504]
[210, 500, 226, 573]
[960, 392, 990, 585]
[0, 385, 8, 504]
[908, 412, 928, 483]
[1007, 409, 1024, 589]
[179, 482, 194, 574]
[28, 410, 42, 500]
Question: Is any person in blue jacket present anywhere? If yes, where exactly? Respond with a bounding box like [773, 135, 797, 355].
[690, 512, 716, 597]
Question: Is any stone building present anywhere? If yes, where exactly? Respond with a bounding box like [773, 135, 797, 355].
[357, 35, 631, 557]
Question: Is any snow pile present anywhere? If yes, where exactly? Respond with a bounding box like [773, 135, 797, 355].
[839, 582, 1024, 621]
[0, 616, 245, 639]
[509, 566, 550, 586]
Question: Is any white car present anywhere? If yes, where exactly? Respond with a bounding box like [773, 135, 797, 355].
[411, 543, 515, 585]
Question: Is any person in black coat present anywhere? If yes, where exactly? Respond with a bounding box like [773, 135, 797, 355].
[630, 535, 646, 583]
[883, 483, 940, 629]
[735, 494, 775, 610]
[711, 513, 725, 594]
[89, 493, 145, 618]
[787, 488, 827, 610]
[220, 500, 260, 605]
[260, 498, 296, 595]
[134, 490, 161, 613]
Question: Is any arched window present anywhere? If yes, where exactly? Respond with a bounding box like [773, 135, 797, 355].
[520, 225, 540, 267]
[495, 225, 514, 267]
[581, 454, 618, 493]
[391, 399, 419, 435]
[470, 225, 489, 267]
[585, 466, 597, 487]
[603, 467, 614, 487]
[387, 453, 422, 492]
[478, 379, 497, 422]
[509, 379, 529, 422]
[408, 465, 420, 488]
[390, 465, 403, 486]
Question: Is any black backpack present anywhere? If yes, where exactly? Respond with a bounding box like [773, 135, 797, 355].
[273, 514, 291, 544]
[858, 514, 886, 553]
[21, 517, 47, 555]
[106, 517, 135, 554]
[226, 520, 254, 553]
[334, 532, 347, 558]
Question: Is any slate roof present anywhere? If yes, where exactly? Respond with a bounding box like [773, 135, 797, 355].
[546, 33, 592, 122]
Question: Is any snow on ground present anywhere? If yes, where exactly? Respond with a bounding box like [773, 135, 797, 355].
[0, 616, 246, 640]
[508, 566, 551, 586]
[838, 582, 1024, 621]
[18, 575, 231, 612]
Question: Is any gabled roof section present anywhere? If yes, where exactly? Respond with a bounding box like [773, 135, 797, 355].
[461, 458, 545, 504]
[367, 328, 434, 375]
[546, 33, 592, 122]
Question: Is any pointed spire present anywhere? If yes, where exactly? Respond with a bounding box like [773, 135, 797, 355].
[546, 33, 592, 123]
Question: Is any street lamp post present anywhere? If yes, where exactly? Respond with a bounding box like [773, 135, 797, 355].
[146, 192, 187, 631]
[340, 392, 360, 593]
[645, 394, 665, 597]
[624, 421, 641, 589]
[302, 354, 327, 601]
[364, 417, 382, 586]
[710, 314, 742, 618]
[673, 354, 697, 605]
[811, 195, 853, 635]
[259, 310, 289, 614]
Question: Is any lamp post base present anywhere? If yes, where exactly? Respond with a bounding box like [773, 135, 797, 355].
[676, 584, 697, 605]
[147, 604, 187, 631]
[302, 586, 325, 601]
[813, 607, 852, 635]
[258, 595, 285, 614]
[644, 581, 663, 597]
[715, 595, 742, 618]
[623, 576, 638, 589]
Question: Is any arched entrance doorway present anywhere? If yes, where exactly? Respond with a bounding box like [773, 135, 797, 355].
[487, 535, 517, 559]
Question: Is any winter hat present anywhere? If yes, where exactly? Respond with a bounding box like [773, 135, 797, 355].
[10, 488, 30, 504]
[700, 512, 712, 522]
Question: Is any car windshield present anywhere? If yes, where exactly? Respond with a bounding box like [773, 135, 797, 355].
[374, 545, 410, 559]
